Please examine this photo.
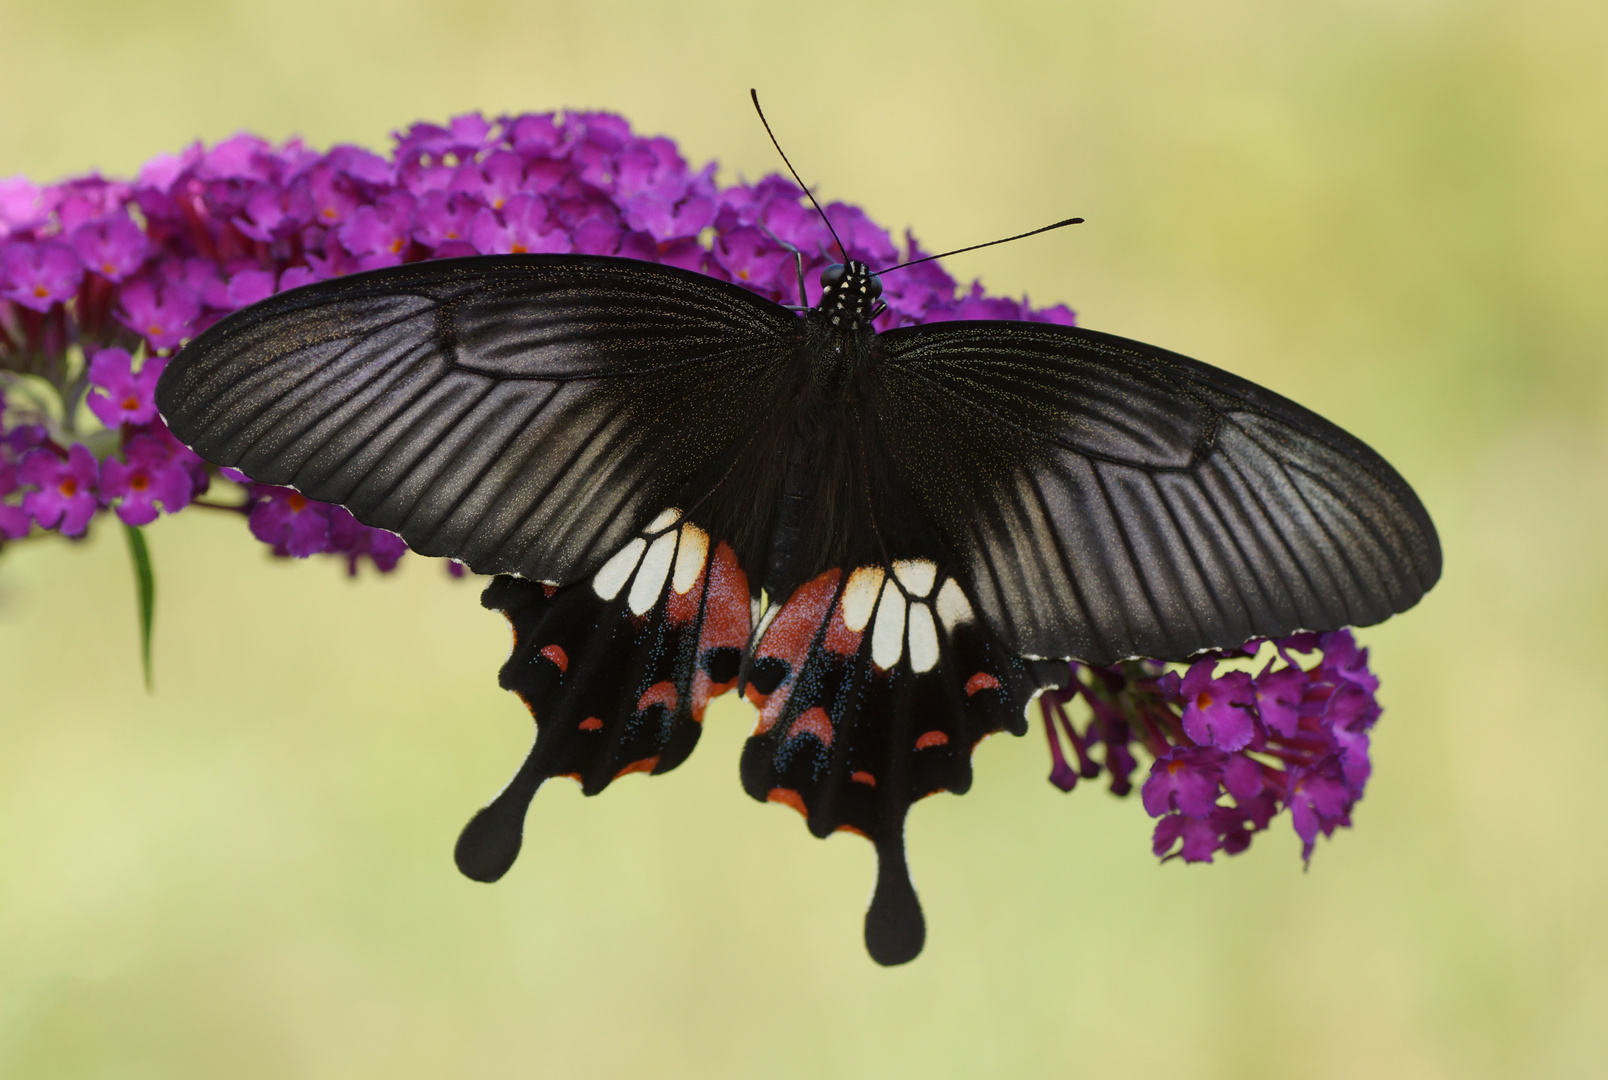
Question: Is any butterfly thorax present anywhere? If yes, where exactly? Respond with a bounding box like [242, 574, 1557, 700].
[802, 260, 881, 396]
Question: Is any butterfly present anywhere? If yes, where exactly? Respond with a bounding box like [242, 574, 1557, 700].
[154, 230, 1439, 965]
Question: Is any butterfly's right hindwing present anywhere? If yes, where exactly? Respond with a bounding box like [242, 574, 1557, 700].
[738, 560, 1063, 965]
[156, 255, 800, 585]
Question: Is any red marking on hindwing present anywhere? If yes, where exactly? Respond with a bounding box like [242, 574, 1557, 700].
[541, 583, 558, 598]
[787, 707, 833, 747]
[690, 542, 752, 720]
[767, 787, 808, 818]
[915, 730, 950, 750]
[700, 542, 751, 650]
[578, 716, 603, 731]
[851, 771, 876, 787]
[757, 571, 841, 664]
[636, 681, 678, 715]
[614, 756, 661, 778]
[965, 672, 1003, 696]
[836, 824, 868, 838]
[752, 570, 842, 730]
[540, 644, 569, 672]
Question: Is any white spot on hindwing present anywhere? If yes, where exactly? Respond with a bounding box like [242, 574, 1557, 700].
[935, 577, 975, 631]
[907, 602, 939, 673]
[671, 524, 709, 594]
[594, 507, 698, 609]
[628, 530, 677, 615]
[841, 566, 886, 632]
[646, 507, 681, 532]
[593, 537, 646, 601]
[892, 558, 937, 597]
[871, 582, 906, 670]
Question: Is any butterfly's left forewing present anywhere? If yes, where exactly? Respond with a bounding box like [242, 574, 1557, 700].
[739, 558, 1062, 964]
[457, 510, 752, 882]
[157, 255, 800, 586]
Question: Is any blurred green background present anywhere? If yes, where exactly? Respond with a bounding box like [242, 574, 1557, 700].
[2, 0, 1604, 1076]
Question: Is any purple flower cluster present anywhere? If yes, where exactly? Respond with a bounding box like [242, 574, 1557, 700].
[1, 109, 1074, 570]
[1040, 631, 1382, 864]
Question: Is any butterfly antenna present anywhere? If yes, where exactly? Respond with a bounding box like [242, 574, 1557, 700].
[874, 217, 1084, 275]
[750, 89, 848, 263]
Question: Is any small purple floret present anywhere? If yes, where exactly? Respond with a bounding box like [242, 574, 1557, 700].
[18, 444, 100, 535]
[86, 349, 165, 428]
[100, 432, 199, 524]
[248, 486, 332, 557]
[1, 241, 84, 311]
[71, 215, 148, 281]
[1179, 662, 1257, 750]
[117, 278, 200, 349]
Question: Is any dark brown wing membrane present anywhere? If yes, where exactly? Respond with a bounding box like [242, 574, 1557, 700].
[872, 322, 1441, 665]
[156, 255, 799, 583]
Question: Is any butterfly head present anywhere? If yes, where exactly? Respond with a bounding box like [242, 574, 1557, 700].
[818, 260, 882, 330]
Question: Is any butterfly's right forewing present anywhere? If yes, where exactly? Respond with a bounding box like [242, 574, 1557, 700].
[873, 322, 1441, 665]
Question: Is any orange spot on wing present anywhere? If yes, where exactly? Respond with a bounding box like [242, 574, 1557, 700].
[636, 680, 678, 715]
[578, 716, 603, 731]
[835, 824, 867, 838]
[542, 583, 558, 598]
[540, 644, 569, 672]
[787, 707, 833, 747]
[614, 756, 661, 778]
[915, 730, 950, 750]
[965, 672, 1002, 696]
[851, 771, 876, 787]
[561, 772, 583, 782]
[766, 787, 808, 818]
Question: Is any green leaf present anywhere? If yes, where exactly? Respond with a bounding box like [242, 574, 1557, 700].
[123, 522, 156, 692]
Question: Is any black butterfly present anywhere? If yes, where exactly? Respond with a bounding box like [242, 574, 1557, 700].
[155, 247, 1439, 964]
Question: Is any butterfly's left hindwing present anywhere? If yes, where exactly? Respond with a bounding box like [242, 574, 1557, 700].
[739, 560, 1063, 965]
[455, 511, 751, 883]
